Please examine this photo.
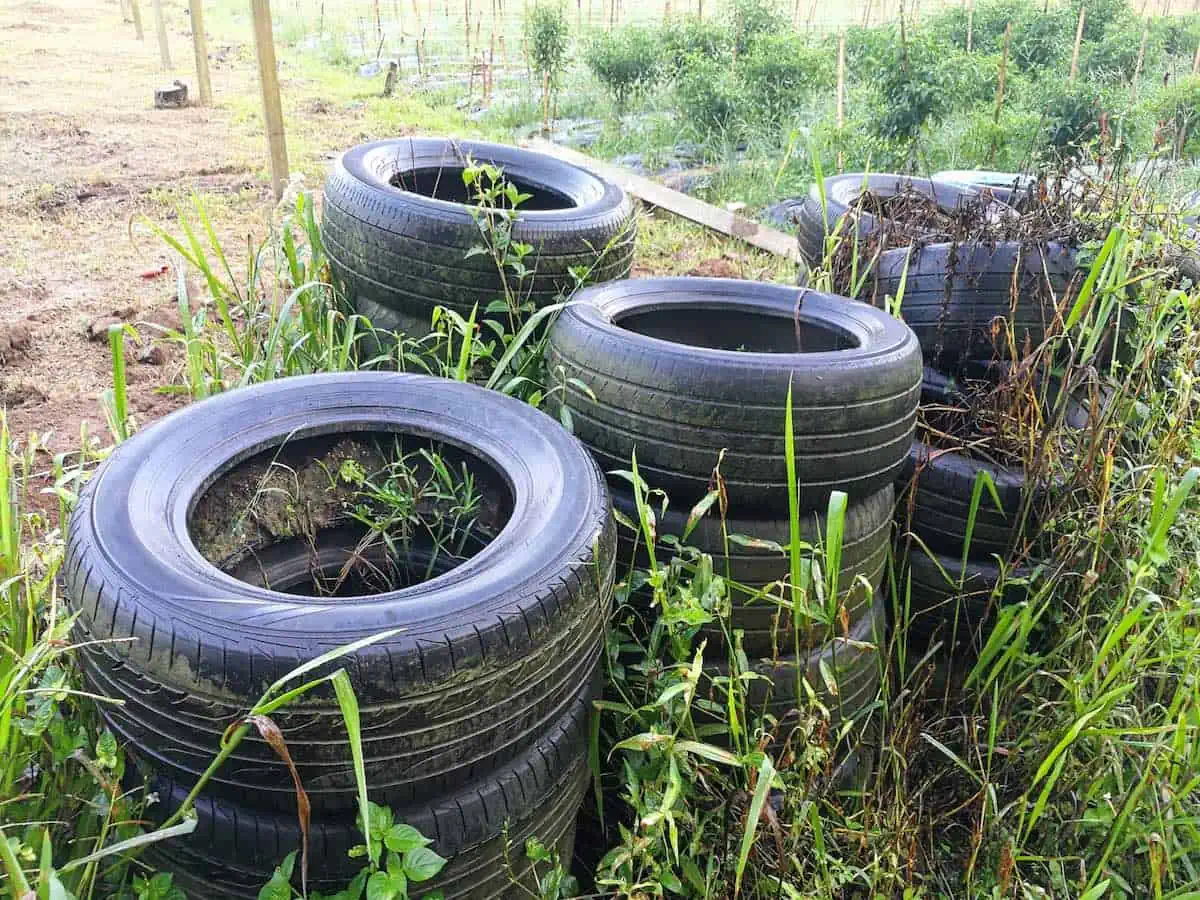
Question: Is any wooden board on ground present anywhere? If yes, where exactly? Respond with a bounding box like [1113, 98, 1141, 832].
[528, 138, 803, 266]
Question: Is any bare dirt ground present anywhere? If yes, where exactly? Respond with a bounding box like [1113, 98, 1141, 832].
[0, 0, 792, 514]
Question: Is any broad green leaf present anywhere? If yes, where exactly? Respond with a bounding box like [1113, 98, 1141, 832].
[403, 845, 447, 882]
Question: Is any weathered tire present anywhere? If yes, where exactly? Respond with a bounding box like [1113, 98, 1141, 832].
[142, 690, 593, 899]
[900, 548, 1031, 649]
[794, 174, 1011, 267]
[546, 277, 922, 514]
[322, 137, 636, 336]
[874, 241, 1079, 366]
[64, 373, 614, 813]
[705, 599, 884, 728]
[932, 170, 1037, 208]
[899, 364, 1092, 560]
[610, 484, 892, 656]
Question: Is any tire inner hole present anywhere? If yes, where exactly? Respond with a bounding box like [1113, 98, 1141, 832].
[390, 166, 577, 210]
[188, 432, 512, 598]
[614, 305, 859, 353]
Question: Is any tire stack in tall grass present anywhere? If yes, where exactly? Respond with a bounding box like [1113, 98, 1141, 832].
[322, 137, 636, 341]
[62, 374, 615, 899]
[796, 172, 1098, 653]
[546, 277, 923, 732]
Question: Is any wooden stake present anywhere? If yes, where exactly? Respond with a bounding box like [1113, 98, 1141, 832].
[989, 20, 1011, 164]
[1132, 23, 1149, 100]
[966, 0, 974, 51]
[1193, 39, 1200, 74]
[130, 0, 144, 40]
[152, 0, 172, 68]
[542, 70, 550, 135]
[836, 31, 846, 172]
[250, 0, 290, 201]
[464, 0, 470, 59]
[1070, 5, 1085, 81]
[189, 0, 213, 104]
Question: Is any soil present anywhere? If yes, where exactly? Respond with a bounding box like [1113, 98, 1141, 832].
[190, 436, 387, 569]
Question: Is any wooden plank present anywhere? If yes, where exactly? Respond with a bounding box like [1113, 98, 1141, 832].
[251, 0, 290, 201]
[528, 139, 803, 265]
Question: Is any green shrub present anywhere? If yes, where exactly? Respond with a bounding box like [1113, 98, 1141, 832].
[736, 32, 833, 127]
[1038, 82, 1109, 160]
[1007, 6, 1072, 73]
[1152, 74, 1200, 157]
[658, 15, 731, 78]
[1151, 13, 1200, 58]
[940, 48, 1005, 107]
[584, 25, 662, 110]
[1066, 0, 1134, 42]
[674, 52, 746, 142]
[1081, 18, 1164, 84]
[725, 0, 787, 56]
[841, 22, 899, 73]
[873, 33, 957, 143]
[524, 2, 571, 92]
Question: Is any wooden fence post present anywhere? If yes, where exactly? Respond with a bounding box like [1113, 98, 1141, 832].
[130, 0, 145, 40]
[152, 0, 172, 68]
[250, 0, 290, 201]
[190, 0, 213, 104]
[989, 21, 1011, 164]
[966, 0, 974, 51]
[836, 30, 846, 172]
[1070, 5, 1086, 81]
[1132, 23, 1149, 100]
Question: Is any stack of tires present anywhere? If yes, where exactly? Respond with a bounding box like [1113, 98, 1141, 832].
[896, 366, 1035, 649]
[323, 137, 637, 339]
[545, 277, 923, 726]
[795, 172, 1091, 650]
[63, 374, 615, 899]
[794, 173, 1079, 370]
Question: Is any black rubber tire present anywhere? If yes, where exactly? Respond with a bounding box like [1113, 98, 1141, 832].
[545, 277, 922, 514]
[932, 170, 1038, 209]
[705, 598, 884, 729]
[794, 174, 1009, 267]
[899, 367, 1026, 559]
[64, 373, 614, 813]
[611, 485, 892, 656]
[322, 137, 636, 336]
[900, 548, 1031, 650]
[141, 689, 593, 900]
[874, 240, 1079, 367]
[899, 364, 1092, 560]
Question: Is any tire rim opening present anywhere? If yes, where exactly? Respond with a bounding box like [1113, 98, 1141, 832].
[188, 432, 512, 598]
[614, 305, 860, 353]
[390, 166, 577, 210]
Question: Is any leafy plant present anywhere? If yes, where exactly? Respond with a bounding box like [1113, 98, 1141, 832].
[658, 14, 731, 77]
[524, 2, 571, 120]
[1152, 74, 1200, 158]
[584, 25, 662, 111]
[674, 53, 746, 143]
[258, 802, 446, 900]
[724, 0, 787, 57]
[735, 33, 833, 128]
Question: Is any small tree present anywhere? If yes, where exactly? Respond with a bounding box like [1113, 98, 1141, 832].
[525, 2, 571, 130]
[584, 26, 662, 111]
